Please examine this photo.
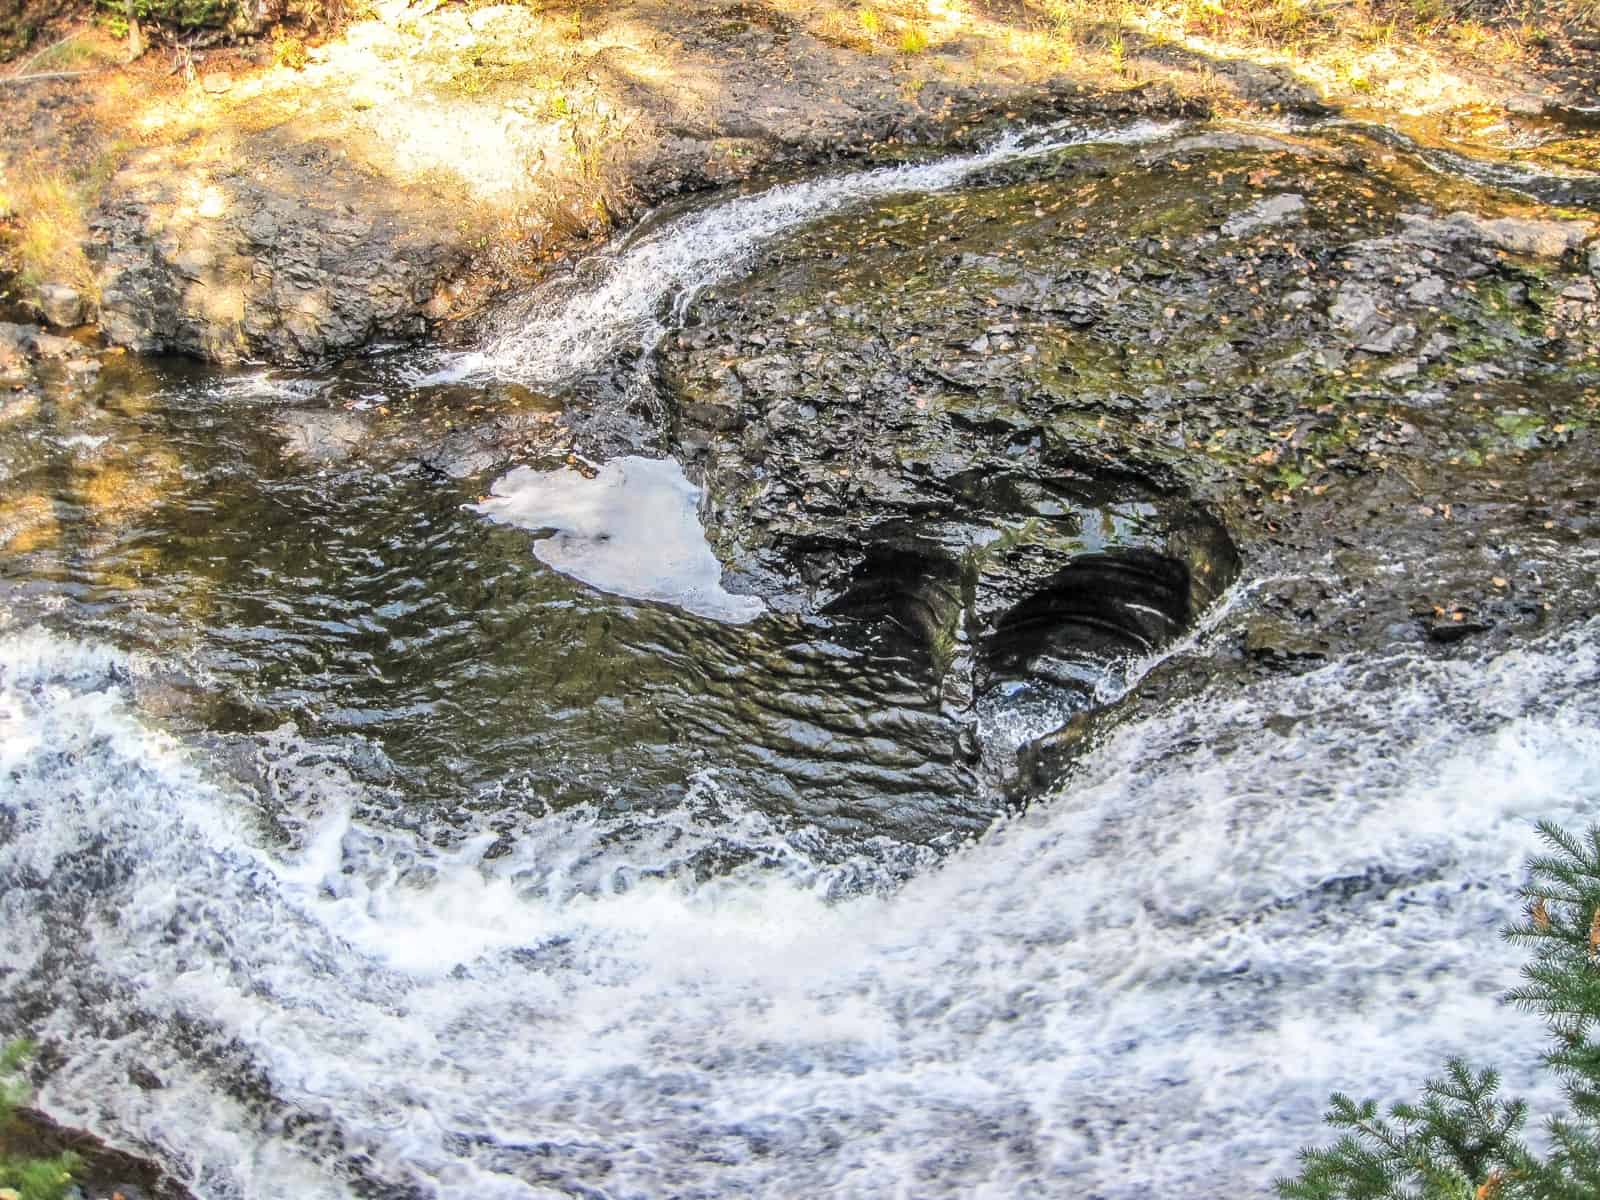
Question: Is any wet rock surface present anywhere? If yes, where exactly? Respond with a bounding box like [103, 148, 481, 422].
[93, 148, 464, 366]
[0, 321, 86, 365]
[658, 125, 1600, 789]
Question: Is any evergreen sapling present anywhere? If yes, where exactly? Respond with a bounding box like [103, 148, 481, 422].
[1278, 821, 1600, 1199]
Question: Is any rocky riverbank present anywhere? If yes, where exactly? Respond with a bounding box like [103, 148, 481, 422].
[6, 117, 1598, 791]
[2, 1108, 193, 1200]
[3, 0, 1600, 366]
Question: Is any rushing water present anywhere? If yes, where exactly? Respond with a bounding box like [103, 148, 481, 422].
[7, 611, 1598, 1198]
[3, 120, 1600, 1198]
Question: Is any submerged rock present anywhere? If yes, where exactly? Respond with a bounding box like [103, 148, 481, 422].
[272, 409, 369, 465]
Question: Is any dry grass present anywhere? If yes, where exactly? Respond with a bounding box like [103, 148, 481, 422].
[899, 22, 931, 51]
[814, 1, 944, 53]
[815, 6, 878, 49]
[0, 168, 97, 297]
[1169, 0, 1329, 49]
[1143, 0, 1574, 65]
[0, 0, 1591, 330]
[981, 0, 1599, 106]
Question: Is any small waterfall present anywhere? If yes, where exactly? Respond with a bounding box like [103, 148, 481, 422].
[439, 121, 1178, 386]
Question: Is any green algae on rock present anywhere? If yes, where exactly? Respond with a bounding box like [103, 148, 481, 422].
[659, 123, 1600, 787]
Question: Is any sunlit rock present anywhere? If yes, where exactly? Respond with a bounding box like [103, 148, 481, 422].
[37, 284, 87, 329]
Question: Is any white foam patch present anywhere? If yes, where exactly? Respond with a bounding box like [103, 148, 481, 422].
[470, 455, 763, 623]
[203, 371, 325, 404]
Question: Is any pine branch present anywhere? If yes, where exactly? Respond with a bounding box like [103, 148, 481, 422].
[0, 1041, 78, 1200]
[1279, 820, 1600, 1200]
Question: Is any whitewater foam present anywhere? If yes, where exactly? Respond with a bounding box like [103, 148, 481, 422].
[4, 619, 1597, 1197]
